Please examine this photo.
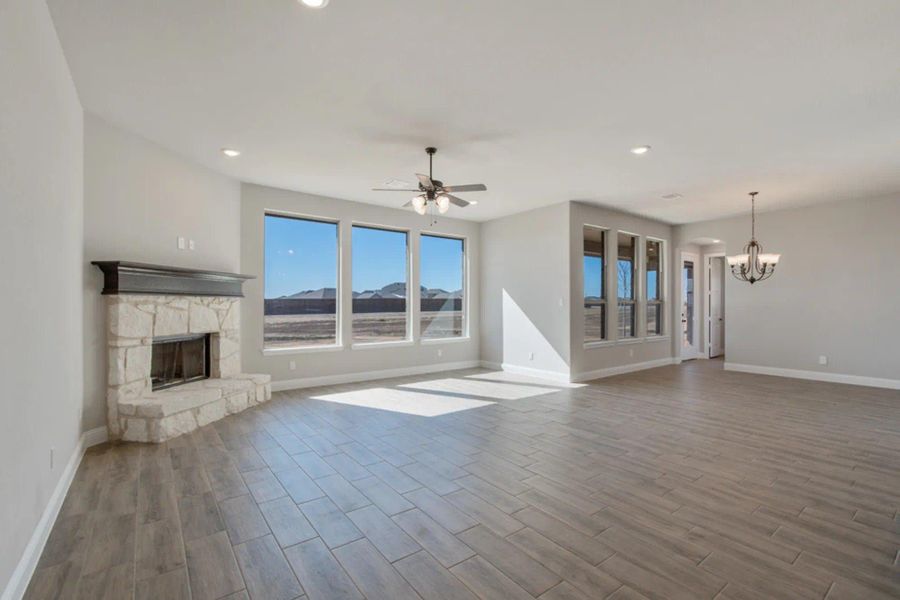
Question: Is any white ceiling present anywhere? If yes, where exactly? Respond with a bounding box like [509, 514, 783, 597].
[48, 0, 900, 224]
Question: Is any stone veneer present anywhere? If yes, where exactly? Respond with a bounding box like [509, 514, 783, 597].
[106, 294, 270, 442]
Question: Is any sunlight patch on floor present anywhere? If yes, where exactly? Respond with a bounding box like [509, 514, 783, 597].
[464, 370, 586, 388]
[309, 387, 495, 417]
[398, 377, 560, 401]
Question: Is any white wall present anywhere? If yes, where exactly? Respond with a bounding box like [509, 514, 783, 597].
[674, 195, 900, 384]
[83, 114, 241, 430]
[241, 183, 481, 385]
[0, 0, 84, 593]
[569, 202, 675, 379]
[480, 203, 571, 378]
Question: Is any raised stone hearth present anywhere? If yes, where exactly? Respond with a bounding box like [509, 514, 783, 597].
[105, 293, 270, 442]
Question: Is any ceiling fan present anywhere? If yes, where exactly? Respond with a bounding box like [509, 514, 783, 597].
[372, 147, 486, 215]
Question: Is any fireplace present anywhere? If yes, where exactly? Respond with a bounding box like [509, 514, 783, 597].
[151, 334, 210, 390]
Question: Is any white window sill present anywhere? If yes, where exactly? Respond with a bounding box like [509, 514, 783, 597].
[262, 344, 344, 356]
[644, 335, 670, 342]
[351, 339, 415, 350]
[584, 340, 615, 349]
[421, 336, 471, 345]
[585, 336, 669, 350]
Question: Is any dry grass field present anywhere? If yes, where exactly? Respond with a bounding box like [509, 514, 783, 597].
[264, 311, 463, 347]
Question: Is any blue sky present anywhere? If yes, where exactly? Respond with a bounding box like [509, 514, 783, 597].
[264, 215, 463, 298]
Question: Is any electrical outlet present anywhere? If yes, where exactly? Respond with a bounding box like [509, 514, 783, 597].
[177, 236, 185, 250]
[818, 355, 828, 365]
[188, 239, 196, 251]
[529, 352, 534, 361]
[289, 360, 296, 371]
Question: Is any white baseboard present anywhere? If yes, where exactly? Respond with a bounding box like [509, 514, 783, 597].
[82, 426, 108, 447]
[2, 427, 107, 600]
[572, 357, 678, 383]
[271, 360, 482, 392]
[724, 362, 900, 390]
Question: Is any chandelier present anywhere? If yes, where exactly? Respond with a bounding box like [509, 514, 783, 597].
[726, 192, 781, 284]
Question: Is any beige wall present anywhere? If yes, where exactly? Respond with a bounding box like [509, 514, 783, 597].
[569, 202, 675, 379]
[0, 0, 84, 592]
[82, 115, 241, 430]
[241, 183, 481, 385]
[674, 195, 900, 383]
[480, 203, 572, 378]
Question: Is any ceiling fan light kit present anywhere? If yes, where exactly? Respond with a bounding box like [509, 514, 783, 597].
[372, 146, 486, 221]
[727, 192, 781, 284]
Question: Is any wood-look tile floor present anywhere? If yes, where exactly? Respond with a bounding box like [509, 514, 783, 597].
[25, 360, 900, 600]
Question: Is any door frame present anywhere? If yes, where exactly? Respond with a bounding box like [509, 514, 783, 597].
[704, 251, 726, 359]
[680, 251, 701, 360]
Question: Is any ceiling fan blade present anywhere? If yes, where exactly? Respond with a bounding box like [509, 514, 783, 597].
[372, 188, 420, 192]
[415, 173, 435, 191]
[445, 194, 471, 207]
[442, 183, 487, 193]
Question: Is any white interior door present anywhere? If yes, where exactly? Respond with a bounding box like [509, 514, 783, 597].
[708, 257, 725, 358]
[681, 253, 700, 360]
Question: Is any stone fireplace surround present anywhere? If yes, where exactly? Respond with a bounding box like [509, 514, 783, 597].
[96, 262, 271, 442]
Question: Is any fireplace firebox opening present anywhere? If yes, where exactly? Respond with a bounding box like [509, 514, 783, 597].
[151, 333, 211, 390]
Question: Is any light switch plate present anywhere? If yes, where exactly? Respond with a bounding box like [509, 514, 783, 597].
[177, 236, 185, 250]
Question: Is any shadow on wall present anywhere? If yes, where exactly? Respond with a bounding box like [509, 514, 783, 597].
[501, 289, 569, 376]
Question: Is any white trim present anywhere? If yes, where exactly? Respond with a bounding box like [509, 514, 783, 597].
[724, 363, 900, 390]
[615, 337, 643, 345]
[584, 340, 615, 349]
[703, 251, 726, 359]
[262, 344, 344, 356]
[2, 427, 107, 600]
[351, 339, 415, 350]
[270, 360, 482, 391]
[420, 336, 471, 345]
[572, 357, 678, 383]
[479, 360, 502, 370]
[643, 335, 671, 343]
[82, 426, 109, 448]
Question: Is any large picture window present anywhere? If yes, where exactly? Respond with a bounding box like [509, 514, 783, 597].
[583, 226, 606, 342]
[352, 225, 409, 343]
[420, 234, 465, 339]
[617, 232, 637, 338]
[264, 214, 339, 349]
[646, 239, 663, 336]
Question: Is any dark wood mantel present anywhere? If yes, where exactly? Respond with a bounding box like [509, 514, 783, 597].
[92, 261, 254, 297]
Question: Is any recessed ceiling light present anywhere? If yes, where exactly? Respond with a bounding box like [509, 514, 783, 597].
[221, 148, 241, 158]
[631, 145, 651, 155]
[300, 0, 329, 7]
[468, 200, 479, 205]
[661, 193, 682, 200]
[713, 239, 721, 243]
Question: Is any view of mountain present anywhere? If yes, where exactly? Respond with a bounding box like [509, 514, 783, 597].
[279, 282, 462, 300]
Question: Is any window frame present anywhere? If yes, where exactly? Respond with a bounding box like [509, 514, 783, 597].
[645, 237, 665, 338]
[419, 231, 469, 342]
[349, 222, 412, 348]
[616, 230, 640, 340]
[583, 224, 610, 346]
[262, 210, 342, 354]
